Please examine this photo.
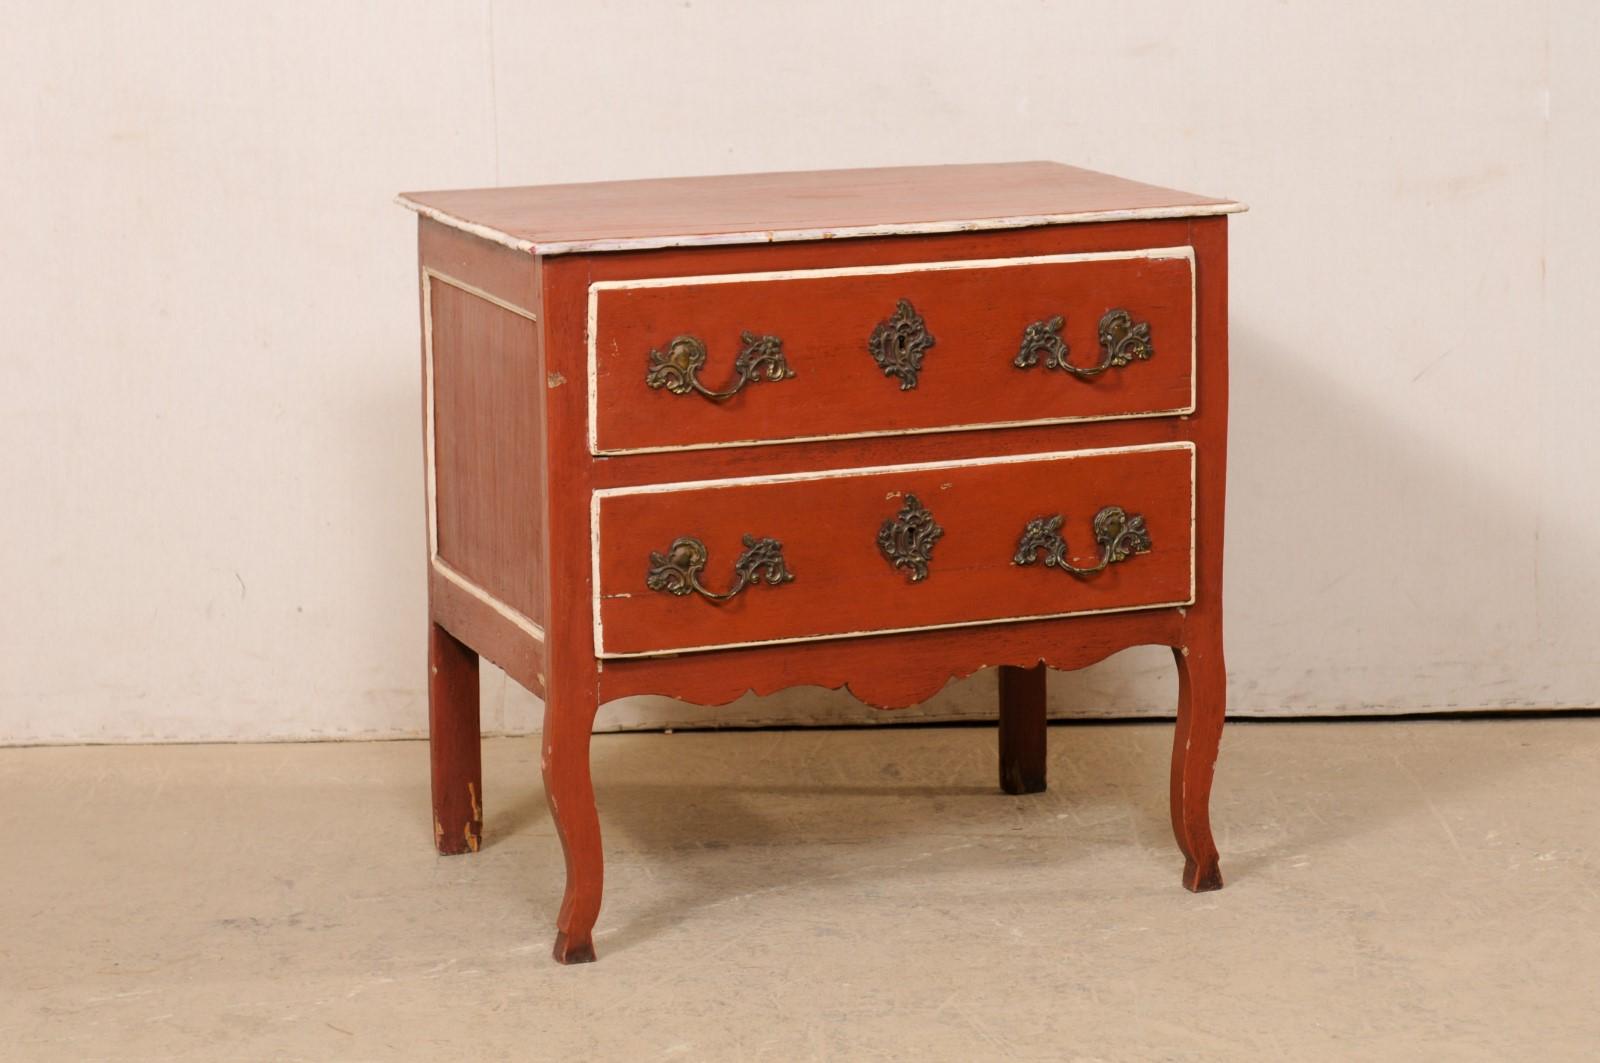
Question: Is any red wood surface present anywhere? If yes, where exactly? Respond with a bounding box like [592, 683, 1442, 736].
[401, 161, 1237, 253]
[429, 567, 543, 698]
[538, 255, 606, 964]
[1172, 632, 1225, 891]
[593, 252, 1192, 452]
[418, 223, 502, 862]
[1169, 215, 1228, 893]
[420, 218, 540, 311]
[429, 277, 546, 623]
[427, 622, 481, 855]
[411, 201, 1234, 962]
[579, 218, 1198, 482]
[597, 608, 1184, 710]
[596, 445, 1193, 656]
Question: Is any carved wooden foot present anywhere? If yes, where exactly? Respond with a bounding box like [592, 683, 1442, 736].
[1170, 632, 1225, 892]
[543, 680, 603, 964]
[997, 663, 1048, 794]
[428, 622, 482, 855]
[551, 930, 597, 965]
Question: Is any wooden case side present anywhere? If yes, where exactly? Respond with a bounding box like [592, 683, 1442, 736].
[1183, 215, 1229, 638]
[419, 218, 547, 694]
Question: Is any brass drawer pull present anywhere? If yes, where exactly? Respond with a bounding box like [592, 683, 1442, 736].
[868, 299, 936, 390]
[1012, 309, 1153, 379]
[646, 332, 793, 401]
[646, 535, 794, 601]
[1013, 506, 1152, 577]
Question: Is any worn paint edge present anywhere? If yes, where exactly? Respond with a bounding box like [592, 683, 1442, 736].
[590, 245, 1192, 291]
[422, 269, 439, 557]
[400, 196, 537, 254]
[590, 442, 1195, 657]
[586, 247, 1197, 456]
[589, 406, 1196, 457]
[433, 557, 547, 642]
[423, 266, 539, 323]
[398, 194, 1245, 256]
[599, 600, 1196, 661]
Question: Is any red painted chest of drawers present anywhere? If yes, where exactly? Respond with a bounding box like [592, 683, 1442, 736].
[399, 162, 1243, 963]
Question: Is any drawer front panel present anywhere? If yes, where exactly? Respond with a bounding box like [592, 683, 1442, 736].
[589, 249, 1194, 454]
[593, 443, 1193, 657]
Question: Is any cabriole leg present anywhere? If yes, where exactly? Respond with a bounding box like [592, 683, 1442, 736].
[1170, 632, 1226, 891]
[543, 681, 603, 964]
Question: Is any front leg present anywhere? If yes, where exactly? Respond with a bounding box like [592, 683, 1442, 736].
[1170, 628, 1225, 892]
[543, 676, 603, 964]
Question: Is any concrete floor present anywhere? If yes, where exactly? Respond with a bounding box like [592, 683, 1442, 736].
[2, 719, 1597, 1061]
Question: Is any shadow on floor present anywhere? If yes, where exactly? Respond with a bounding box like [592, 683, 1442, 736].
[463, 714, 1600, 956]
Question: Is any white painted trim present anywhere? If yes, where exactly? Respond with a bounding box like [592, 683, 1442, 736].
[398, 193, 1246, 256]
[587, 247, 1197, 456]
[591, 246, 1192, 291]
[596, 407, 1196, 457]
[593, 440, 1191, 496]
[421, 269, 439, 557]
[399, 196, 537, 254]
[600, 600, 1194, 660]
[432, 558, 547, 642]
[591, 442, 1196, 658]
[423, 266, 538, 323]
[420, 268, 545, 643]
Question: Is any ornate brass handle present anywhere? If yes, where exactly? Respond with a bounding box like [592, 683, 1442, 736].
[1012, 309, 1153, 379]
[645, 332, 792, 401]
[1012, 506, 1152, 577]
[646, 534, 794, 601]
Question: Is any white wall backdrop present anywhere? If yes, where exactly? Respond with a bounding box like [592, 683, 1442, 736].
[2, 1, 1597, 743]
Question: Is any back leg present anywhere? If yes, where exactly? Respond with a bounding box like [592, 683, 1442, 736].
[429, 622, 483, 855]
[998, 663, 1048, 795]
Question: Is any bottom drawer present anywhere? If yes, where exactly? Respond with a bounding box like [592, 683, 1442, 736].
[593, 442, 1194, 657]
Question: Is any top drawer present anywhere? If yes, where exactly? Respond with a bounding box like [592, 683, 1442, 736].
[588, 247, 1194, 454]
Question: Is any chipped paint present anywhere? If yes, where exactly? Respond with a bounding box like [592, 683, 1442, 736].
[548, 371, 566, 388]
[399, 193, 1246, 256]
[431, 557, 545, 642]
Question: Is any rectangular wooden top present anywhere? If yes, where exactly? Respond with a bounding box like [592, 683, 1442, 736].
[398, 161, 1243, 256]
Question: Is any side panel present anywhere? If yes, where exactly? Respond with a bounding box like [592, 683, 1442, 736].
[418, 219, 546, 688]
[428, 274, 545, 625]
